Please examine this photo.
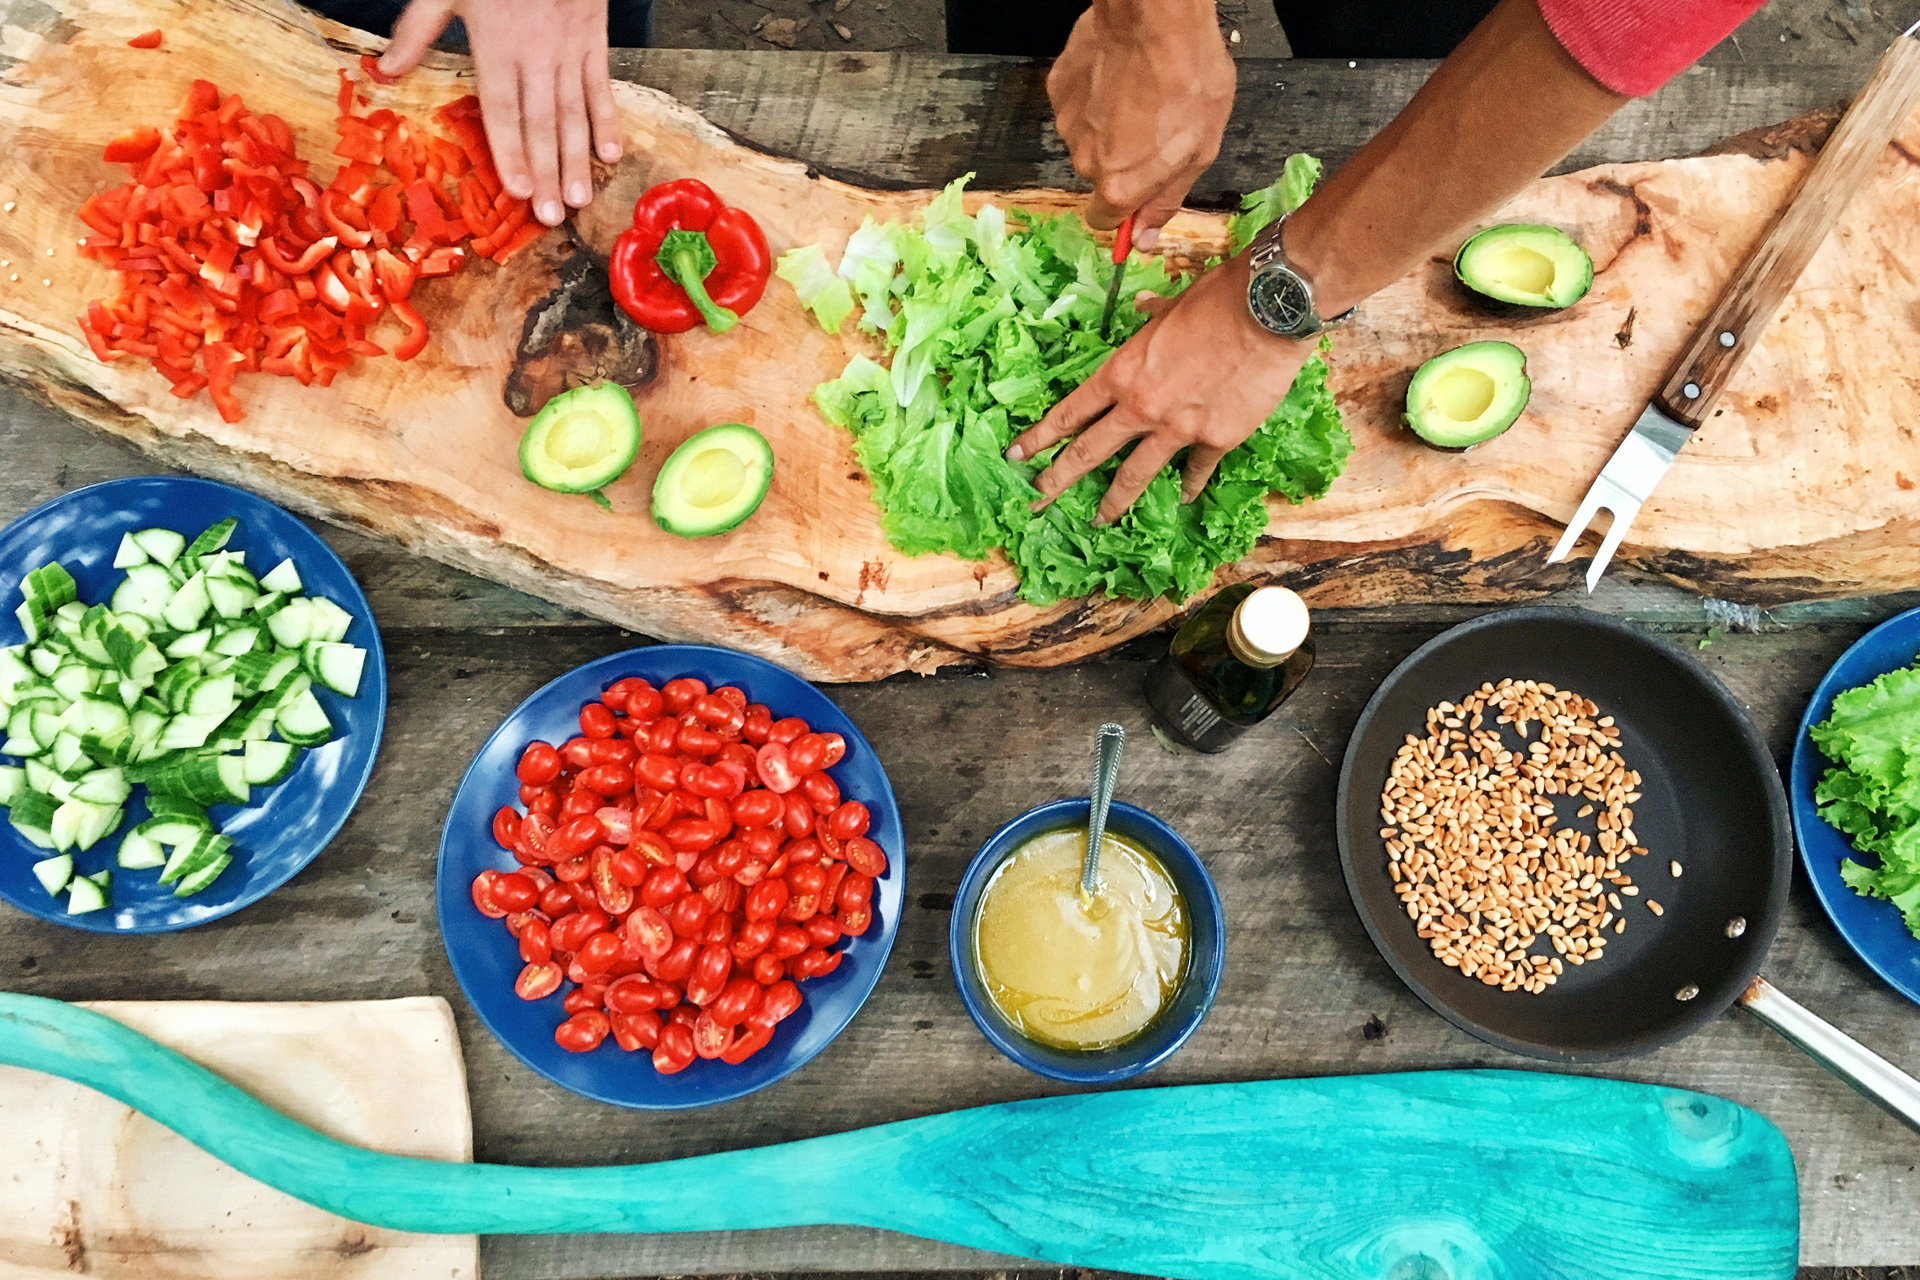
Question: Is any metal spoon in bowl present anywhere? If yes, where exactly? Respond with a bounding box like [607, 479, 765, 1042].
[1081, 723, 1126, 904]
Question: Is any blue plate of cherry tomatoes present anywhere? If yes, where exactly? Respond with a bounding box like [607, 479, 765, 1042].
[436, 645, 905, 1109]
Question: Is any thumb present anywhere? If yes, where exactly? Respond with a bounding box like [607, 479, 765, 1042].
[1129, 184, 1189, 250]
[1084, 189, 1127, 233]
[379, 0, 457, 77]
[1133, 289, 1176, 318]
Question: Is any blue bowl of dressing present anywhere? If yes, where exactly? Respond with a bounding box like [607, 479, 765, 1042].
[950, 798, 1224, 1083]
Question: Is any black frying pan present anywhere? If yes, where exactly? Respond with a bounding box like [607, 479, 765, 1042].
[1335, 609, 1920, 1124]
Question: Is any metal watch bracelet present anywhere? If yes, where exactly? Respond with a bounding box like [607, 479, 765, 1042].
[1245, 213, 1354, 340]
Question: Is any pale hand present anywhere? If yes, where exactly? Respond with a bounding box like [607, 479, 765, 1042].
[1005, 256, 1315, 525]
[379, 0, 623, 227]
[1046, 0, 1235, 246]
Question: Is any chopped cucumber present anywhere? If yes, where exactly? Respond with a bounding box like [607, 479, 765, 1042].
[160, 829, 231, 886]
[265, 597, 313, 648]
[161, 572, 211, 632]
[207, 576, 256, 620]
[10, 789, 57, 847]
[0, 764, 22, 805]
[259, 558, 302, 594]
[112, 533, 148, 569]
[165, 628, 212, 659]
[305, 642, 366, 697]
[173, 851, 231, 896]
[211, 625, 261, 657]
[32, 852, 74, 895]
[65, 873, 107, 913]
[243, 739, 298, 785]
[146, 793, 210, 825]
[130, 527, 186, 566]
[137, 817, 212, 848]
[275, 688, 332, 747]
[116, 827, 168, 869]
[73, 767, 130, 806]
[185, 518, 238, 560]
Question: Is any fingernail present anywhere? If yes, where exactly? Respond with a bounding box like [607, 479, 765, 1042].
[567, 180, 591, 207]
[375, 56, 396, 75]
[1136, 227, 1159, 249]
[1004, 445, 1025, 462]
[1092, 513, 1112, 528]
[538, 199, 564, 226]
[506, 176, 534, 200]
[598, 141, 623, 162]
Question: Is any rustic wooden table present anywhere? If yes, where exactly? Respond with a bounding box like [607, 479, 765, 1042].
[2, 49, 1917, 1278]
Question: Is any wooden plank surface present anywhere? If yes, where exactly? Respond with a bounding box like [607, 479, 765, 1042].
[0, 37, 1918, 1278]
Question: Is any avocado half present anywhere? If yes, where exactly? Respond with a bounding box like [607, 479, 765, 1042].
[520, 382, 643, 495]
[1404, 341, 1531, 450]
[652, 423, 775, 538]
[1454, 224, 1593, 309]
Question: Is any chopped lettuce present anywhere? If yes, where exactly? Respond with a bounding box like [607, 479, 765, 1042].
[1810, 654, 1920, 938]
[775, 244, 857, 333]
[794, 156, 1348, 606]
[1228, 154, 1323, 254]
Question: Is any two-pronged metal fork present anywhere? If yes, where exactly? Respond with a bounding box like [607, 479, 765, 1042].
[1550, 17, 1920, 590]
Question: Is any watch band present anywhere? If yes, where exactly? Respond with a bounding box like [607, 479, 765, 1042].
[1245, 214, 1353, 339]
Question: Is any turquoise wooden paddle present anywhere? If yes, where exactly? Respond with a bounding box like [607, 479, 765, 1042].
[0, 995, 1798, 1279]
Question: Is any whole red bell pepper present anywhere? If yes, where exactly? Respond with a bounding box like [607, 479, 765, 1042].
[609, 178, 770, 335]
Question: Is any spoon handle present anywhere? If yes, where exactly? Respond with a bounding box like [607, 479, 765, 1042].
[1083, 722, 1126, 897]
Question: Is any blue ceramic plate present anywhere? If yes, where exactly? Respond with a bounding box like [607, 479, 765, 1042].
[0, 476, 386, 933]
[436, 645, 905, 1109]
[1791, 605, 1920, 1006]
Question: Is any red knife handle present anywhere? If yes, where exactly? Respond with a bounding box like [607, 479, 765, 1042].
[1112, 214, 1135, 265]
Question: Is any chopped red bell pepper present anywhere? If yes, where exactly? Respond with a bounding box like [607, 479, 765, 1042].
[127, 29, 163, 49]
[102, 126, 160, 165]
[609, 178, 770, 335]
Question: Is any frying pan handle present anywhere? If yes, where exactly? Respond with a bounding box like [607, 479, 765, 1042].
[1740, 976, 1920, 1133]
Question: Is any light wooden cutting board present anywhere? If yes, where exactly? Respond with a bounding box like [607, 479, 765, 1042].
[0, 999, 476, 1280]
[1, 0, 1917, 680]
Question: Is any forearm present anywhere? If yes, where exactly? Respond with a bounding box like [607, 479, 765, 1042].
[1283, 0, 1628, 316]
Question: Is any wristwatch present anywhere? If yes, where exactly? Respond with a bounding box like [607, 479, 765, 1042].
[1245, 214, 1353, 340]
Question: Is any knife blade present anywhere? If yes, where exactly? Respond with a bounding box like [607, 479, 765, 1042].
[1548, 22, 1920, 590]
[1098, 213, 1136, 340]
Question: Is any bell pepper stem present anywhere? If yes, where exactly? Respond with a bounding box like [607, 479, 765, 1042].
[656, 229, 739, 334]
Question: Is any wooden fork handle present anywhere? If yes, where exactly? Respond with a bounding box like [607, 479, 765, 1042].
[1656, 34, 1920, 429]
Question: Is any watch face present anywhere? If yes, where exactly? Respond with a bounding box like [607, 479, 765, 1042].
[1249, 268, 1314, 337]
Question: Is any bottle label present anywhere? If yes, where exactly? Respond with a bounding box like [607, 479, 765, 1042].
[1176, 693, 1223, 741]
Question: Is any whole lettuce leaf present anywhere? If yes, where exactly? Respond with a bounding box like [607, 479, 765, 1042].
[801, 160, 1348, 607]
[1810, 655, 1920, 937]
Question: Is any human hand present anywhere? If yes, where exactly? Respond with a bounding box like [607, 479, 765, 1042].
[1046, 0, 1235, 247]
[1005, 256, 1313, 525]
[379, 0, 624, 227]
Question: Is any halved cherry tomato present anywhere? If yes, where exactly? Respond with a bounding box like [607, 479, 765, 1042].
[515, 961, 563, 1000]
[555, 1010, 611, 1052]
[731, 916, 776, 960]
[818, 733, 848, 768]
[551, 814, 602, 860]
[756, 742, 799, 793]
[752, 953, 786, 986]
[801, 771, 841, 813]
[742, 707, 773, 745]
[581, 702, 617, 739]
[492, 871, 540, 913]
[492, 806, 522, 849]
[752, 979, 803, 1028]
[550, 909, 610, 953]
[470, 870, 508, 918]
[578, 931, 622, 974]
[640, 866, 690, 909]
[720, 1023, 773, 1065]
[839, 903, 873, 935]
[653, 1022, 696, 1073]
[845, 837, 887, 878]
[827, 800, 871, 840]
[789, 734, 833, 775]
[745, 878, 789, 921]
[804, 913, 843, 947]
[661, 678, 706, 714]
[517, 741, 561, 784]
[592, 848, 636, 915]
[666, 890, 710, 937]
[730, 788, 781, 828]
[686, 944, 732, 1006]
[769, 925, 810, 960]
[788, 863, 827, 897]
[588, 738, 636, 765]
[519, 917, 553, 964]
[837, 873, 873, 912]
[610, 1009, 662, 1052]
[561, 788, 601, 822]
[623, 905, 674, 960]
[784, 837, 822, 866]
[579, 763, 633, 796]
[710, 977, 763, 1027]
[768, 717, 809, 745]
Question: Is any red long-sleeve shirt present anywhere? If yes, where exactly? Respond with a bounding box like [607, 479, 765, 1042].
[1537, 0, 1768, 95]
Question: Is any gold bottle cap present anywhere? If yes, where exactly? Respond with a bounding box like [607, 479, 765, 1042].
[1227, 587, 1310, 668]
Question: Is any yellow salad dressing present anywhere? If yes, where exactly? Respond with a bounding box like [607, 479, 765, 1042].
[973, 829, 1189, 1050]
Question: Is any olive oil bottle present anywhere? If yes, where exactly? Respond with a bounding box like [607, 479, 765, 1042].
[1144, 584, 1314, 753]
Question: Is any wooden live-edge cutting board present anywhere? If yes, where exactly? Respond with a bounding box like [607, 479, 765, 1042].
[0, 0, 1916, 681]
[0, 999, 476, 1280]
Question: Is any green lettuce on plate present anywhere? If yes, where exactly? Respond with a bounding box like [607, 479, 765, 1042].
[781, 160, 1350, 607]
[1810, 653, 1920, 937]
